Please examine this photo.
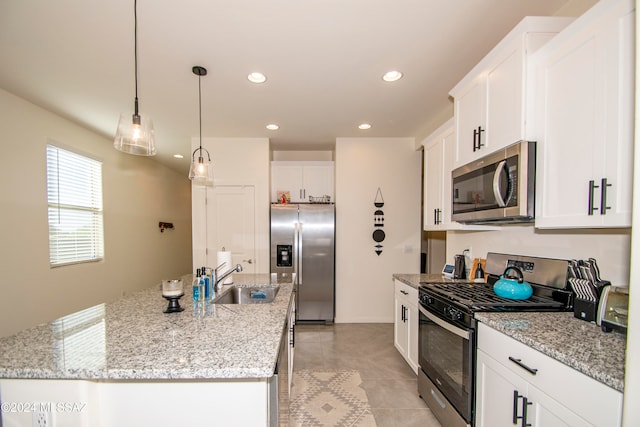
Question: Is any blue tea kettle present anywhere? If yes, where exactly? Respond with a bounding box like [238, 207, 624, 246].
[493, 266, 533, 300]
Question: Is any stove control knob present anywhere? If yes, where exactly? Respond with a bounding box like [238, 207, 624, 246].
[445, 307, 462, 321]
[420, 295, 434, 305]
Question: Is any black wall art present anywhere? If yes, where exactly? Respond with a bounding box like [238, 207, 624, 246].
[373, 187, 385, 255]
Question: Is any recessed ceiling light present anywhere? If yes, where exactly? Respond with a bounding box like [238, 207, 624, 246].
[358, 123, 372, 130]
[266, 124, 279, 130]
[173, 154, 184, 159]
[382, 70, 403, 82]
[248, 72, 267, 83]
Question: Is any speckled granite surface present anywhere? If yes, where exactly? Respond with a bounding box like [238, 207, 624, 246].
[476, 312, 626, 392]
[392, 273, 626, 392]
[393, 273, 456, 289]
[0, 274, 293, 381]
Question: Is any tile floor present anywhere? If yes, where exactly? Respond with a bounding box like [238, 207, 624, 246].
[292, 323, 443, 427]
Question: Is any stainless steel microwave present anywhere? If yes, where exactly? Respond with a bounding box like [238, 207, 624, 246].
[451, 141, 535, 223]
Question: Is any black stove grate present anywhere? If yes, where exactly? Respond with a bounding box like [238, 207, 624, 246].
[419, 281, 566, 311]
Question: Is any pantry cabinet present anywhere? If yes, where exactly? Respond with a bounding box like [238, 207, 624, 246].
[393, 280, 418, 374]
[271, 161, 334, 203]
[476, 323, 622, 427]
[450, 17, 573, 168]
[532, 0, 635, 229]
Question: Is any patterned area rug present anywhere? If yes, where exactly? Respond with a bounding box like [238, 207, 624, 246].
[289, 370, 377, 426]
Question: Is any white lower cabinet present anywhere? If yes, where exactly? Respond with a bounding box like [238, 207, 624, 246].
[476, 323, 622, 427]
[393, 280, 418, 374]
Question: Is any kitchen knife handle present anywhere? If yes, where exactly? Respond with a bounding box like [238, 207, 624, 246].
[600, 178, 612, 215]
[588, 180, 599, 215]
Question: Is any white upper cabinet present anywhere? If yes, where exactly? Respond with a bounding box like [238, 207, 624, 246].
[271, 161, 334, 203]
[423, 119, 454, 230]
[450, 17, 574, 168]
[423, 119, 499, 231]
[532, 0, 635, 229]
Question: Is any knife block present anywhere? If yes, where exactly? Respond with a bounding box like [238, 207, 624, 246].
[574, 298, 597, 322]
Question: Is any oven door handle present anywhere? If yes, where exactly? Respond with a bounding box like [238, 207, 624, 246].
[419, 305, 471, 340]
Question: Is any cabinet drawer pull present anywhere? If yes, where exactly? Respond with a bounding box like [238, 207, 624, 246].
[512, 390, 520, 424]
[508, 356, 538, 375]
[600, 178, 612, 215]
[400, 290, 409, 295]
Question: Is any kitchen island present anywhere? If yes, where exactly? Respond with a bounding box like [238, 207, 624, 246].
[0, 274, 294, 426]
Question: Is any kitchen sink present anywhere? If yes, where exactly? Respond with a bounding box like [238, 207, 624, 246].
[212, 285, 279, 304]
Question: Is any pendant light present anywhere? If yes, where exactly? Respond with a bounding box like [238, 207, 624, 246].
[188, 66, 213, 186]
[114, 0, 156, 156]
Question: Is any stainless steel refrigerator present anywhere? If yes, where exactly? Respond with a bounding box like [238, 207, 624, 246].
[270, 204, 335, 323]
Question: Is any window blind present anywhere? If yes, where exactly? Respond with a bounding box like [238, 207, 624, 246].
[46, 144, 104, 266]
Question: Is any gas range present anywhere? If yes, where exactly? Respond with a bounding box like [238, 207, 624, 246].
[419, 253, 573, 327]
[418, 280, 570, 329]
[416, 253, 573, 427]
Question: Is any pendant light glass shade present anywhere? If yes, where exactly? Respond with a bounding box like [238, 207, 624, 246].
[189, 66, 213, 186]
[114, 0, 156, 156]
[114, 112, 156, 156]
[188, 147, 213, 186]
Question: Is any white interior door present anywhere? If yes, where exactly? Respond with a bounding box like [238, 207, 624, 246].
[207, 185, 256, 274]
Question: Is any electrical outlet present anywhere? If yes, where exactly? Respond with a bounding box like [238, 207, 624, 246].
[32, 404, 53, 427]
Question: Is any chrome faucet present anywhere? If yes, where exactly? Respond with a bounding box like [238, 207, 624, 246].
[215, 263, 243, 291]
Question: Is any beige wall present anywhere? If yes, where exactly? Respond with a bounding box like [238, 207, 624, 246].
[335, 137, 422, 323]
[0, 88, 192, 338]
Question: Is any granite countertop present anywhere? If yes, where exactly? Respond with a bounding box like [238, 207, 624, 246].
[392, 273, 626, 392]
[393, 273, 459, 289]
[476, 312, 626, 392]
[0, 274, 294, 381]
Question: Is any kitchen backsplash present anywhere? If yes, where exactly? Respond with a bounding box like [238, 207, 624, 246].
[446, 225, 631, 287]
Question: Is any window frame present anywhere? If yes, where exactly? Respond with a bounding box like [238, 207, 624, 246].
[46, 143, 104, 267]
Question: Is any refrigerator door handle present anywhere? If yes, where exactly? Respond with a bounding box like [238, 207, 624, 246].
[297, 222, 303, 285]
[293, 222, 301, 285]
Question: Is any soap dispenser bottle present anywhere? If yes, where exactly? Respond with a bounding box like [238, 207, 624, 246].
[193, 268, 203, 302]
[202, 266, 210, 299]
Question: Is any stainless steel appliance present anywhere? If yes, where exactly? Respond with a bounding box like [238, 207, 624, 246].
[270, 204, 335, 323]
[451, 141, 535, 223]
[417, 253, 573, 427]
[598, 285, 629, 333]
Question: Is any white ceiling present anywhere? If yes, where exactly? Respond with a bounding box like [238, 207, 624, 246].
[0, 0, 591, 174]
